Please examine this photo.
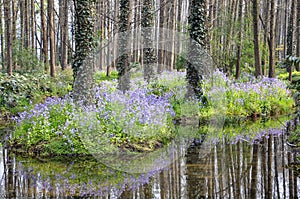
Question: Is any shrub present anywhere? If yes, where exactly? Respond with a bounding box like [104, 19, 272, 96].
[0, 70, 73, 114]
[202, 70, 294, 118]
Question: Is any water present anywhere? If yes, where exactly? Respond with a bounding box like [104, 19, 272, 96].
[0, 123, 299, 198]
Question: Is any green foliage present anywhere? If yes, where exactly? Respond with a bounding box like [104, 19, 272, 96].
[175, 52, 188, 71]
[12, 40, 43, 71]
[201, 71, 295, 119]
[93, 70, 118, 83]
[0, 70, 73, 114]
[12, 98, 88, 156]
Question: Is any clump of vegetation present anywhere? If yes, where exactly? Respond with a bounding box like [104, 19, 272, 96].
[11, 74, 176, 156]
[0, 69, 73, 115]
[202, 70, 294, 119]
[10, 70, 295, 157]
[93, 70, 118, 84]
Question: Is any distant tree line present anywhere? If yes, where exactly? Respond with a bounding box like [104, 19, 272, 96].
[0, 0, 299, 82]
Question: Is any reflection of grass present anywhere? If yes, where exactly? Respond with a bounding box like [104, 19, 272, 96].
[200, 116, 289, 143]
[15, 155, 157, 197]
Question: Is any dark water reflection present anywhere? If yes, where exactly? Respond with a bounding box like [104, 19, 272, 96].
[0, 129, 299, 198]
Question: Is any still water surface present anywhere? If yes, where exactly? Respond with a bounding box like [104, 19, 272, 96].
[0, 123, 299, 198]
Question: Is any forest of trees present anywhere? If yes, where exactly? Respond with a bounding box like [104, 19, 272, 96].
[0, 0, 299, 81]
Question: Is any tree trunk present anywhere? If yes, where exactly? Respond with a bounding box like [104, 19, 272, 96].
[268, 0, 276, 78]
[41, 0, 48, 71]
[0, 1, 3, 70]
[4, 0, 12, 75]
[24, 0, 30, 49]
[252, 0, 262, 77]
[31, 0, 36, 54]
[61, 0, 69, 70]
[142, 0, 156, 82]
[287, 0, 296, 82]
[48, 0, 56, 77]
[12, 0, 17, 70]
[157, 0, 165, 73]
[296, 0, 300, 71]
[72, 0, 96, 104]
[112, 0, 119, 70]
[117, 0, 131, 91]
[186, 0, 206, 99]
[235, 0, 243, 79]
[262, 0, 269, 76]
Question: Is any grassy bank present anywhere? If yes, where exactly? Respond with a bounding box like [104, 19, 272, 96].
[8, 70, 295, 157]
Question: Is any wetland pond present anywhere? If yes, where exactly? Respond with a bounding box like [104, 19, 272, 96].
[0, 118, 299, 198]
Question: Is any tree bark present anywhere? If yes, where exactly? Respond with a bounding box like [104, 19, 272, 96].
[72, 0, 96, 104]
[4, 0, 12, 75]
[41, 0, 48, 71]
[0, 1, 3, 70]
[296, 0, 300, 71]
[186, 0, 207, 99]
[287, 0, 296, 82]
[48, 0, 56, 77]
[142, 0, 156, 82]
[31, 0, 36, 54]
[24, 0, 30, 49]
[235, 0, 243, 79]
[252, 0, 262, 77]
[12, 0, 17, 70]
[268, 0, 276, 78]
[60, 0, 69, 70]
[117, 0, 131, 91]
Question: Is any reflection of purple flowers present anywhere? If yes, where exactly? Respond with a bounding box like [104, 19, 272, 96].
[13, 160, 162, 197]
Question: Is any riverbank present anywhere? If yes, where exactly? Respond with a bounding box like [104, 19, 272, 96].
[2, 70, 295, 158]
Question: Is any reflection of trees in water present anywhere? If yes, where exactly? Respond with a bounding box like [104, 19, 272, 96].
[129, 133, 299, 198]
[186, 144, 210, 198]
[0, 132, 299, 198]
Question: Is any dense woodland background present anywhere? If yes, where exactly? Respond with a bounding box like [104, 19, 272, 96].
[0, 0, 299, 80]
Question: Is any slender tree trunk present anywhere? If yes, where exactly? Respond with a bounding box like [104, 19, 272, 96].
[235, 0, 243, 79]
[0, 1, 3, 69]
[287, 0, 296, 82]
[262, 0, 269, 76]
[41, 0, 48, 71]
[12, 0, 17, 70]
[106, 0, 111, 75]
[31, 0, 36, 53]
[284, 0, 289, 58]
[252, 0, 262, 77]
[158, 0, 165, 73]
[4, 0, 12, 75]
[296, 0, 300, 71]
[61, 0, 69, 70]
[20, 0, 24, 48]
[24, 0, 30, 49]
[268, 0, 276, 78]
[48, 0, 56, 77]
[112, 0, 119, 70]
